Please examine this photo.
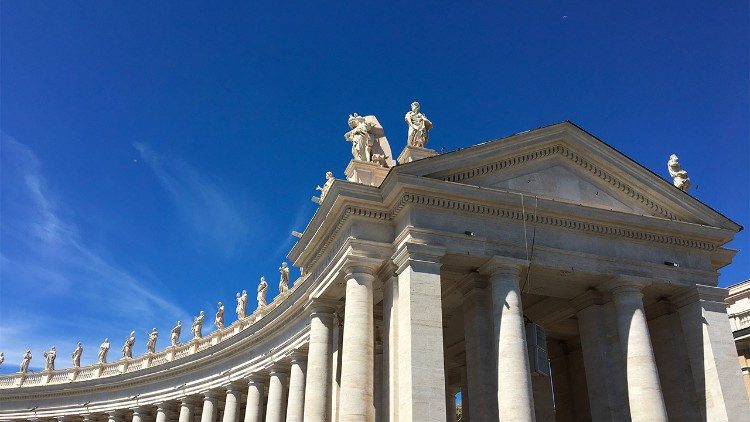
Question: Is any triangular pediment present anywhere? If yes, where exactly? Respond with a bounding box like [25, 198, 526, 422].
[392, 122, 741, 231]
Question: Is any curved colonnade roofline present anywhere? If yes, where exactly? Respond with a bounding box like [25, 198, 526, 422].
[0, 274, 309, 391]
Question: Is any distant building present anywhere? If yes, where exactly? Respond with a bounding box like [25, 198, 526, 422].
[727, 279, 750, 399]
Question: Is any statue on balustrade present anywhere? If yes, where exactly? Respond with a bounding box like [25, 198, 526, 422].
[279, 262, 290, 294]
[257, 276, 268, 308]
[192, 311, 205, 339]
[19, 350, 32, 373]
[0, 352, 4, 367]
[147, 328, 158, 353]
[71, 343, 83, 367]
[171, 321, 182, 346]
[316, 172, 335, 202]
[236, 290, 248, 319]
[43, 346, 56, 371]
[215, 302, 225, 329]
[98, 339, 110, 364]
[345, 113, 374, 162]
[122, 331, 136, 358]
[668, 154, 691, 191]
[405, 101, 432, 148]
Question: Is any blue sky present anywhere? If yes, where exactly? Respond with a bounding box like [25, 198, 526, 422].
[1, 1, 747, 372]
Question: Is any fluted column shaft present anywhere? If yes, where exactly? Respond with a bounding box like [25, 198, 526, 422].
[303, 305, 334, 420]
[481, 259, 535, 422]
[179, 399, 195, 422]
[200, 393, 219, 422]
[286, 355, 307, 422]
[612, 284, 668, 422]
[266, 369, 288, 422]
[222, 386, 242, 422]
[339, 264, 376, 422]
[243, 377, 265, 422]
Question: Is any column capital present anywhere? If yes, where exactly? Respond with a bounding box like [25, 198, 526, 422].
[608, 275, 652, 293]
[268, 364, 290, 377]
[179, 397, 198, 407]
[289, 351, 307, 365]
[308, 298, 338, 316]
[201, 390, 221, 400]
[458, 272, 488, 296]
[477, 256, 528, 277]
[222, 381, 244, 393]
[246, 374, 266, 386]
[571, 289, 606, 312]
[341, 255, 382, 277]
[670, 284, 728, 309]
[392, 242, 446, 274]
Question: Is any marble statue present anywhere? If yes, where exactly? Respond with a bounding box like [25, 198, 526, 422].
[236, 290, 248, 319]
[147, 328, 158, 353]
[405, 101, 433, 148]
[122, 331, 135, 359]
[345, 113, 375, 162]
[192, 311, 205, 339]
[20, 350, 31, 373]
[43, 346, 56, 371]
[98, 339, 110, 364]
[257, 277, 268, 308]
[668, 154, 691, 191]
[71, 343, 83, 368]
[316, 172, 335, 202]
[0, 352, 4, 367]
[215, 302, 225, 329]
[171, 321, 182, 346]
[279, 262, 290, 294]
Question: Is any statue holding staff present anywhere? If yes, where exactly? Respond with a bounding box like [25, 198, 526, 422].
[122, 331, 136, 358]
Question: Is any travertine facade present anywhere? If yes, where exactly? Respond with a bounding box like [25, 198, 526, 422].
[727, 280, 750, 400]
[1, 117, 748, 421]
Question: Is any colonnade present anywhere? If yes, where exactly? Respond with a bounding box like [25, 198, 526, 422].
[18, 253, 747, 422]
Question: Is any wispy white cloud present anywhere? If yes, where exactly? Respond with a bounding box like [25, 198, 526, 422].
[0, 134, 190, 369]
[134, 143, 250, 256]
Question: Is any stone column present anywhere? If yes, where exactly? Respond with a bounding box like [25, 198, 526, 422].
[611, 279, 667, 421]
[460, 272, 497, 420]
[221, 385, 241, 422]
[381, 271, 398, 422]
[460, 365, 471, 422]
[243, 376, 265, 422]
[303, 303, 334, 420]
[331, 312, 344, 422]
[373, 342, 383, 422]
[673, 284, 750, 421]
[286, 353, 307, 422]
[393, 243, 447, 421]
[179, 399, 196, 422]
[200, 392, 219, 422]
[479, 257, 534, 422]
[155, 402, 169, 422]
[573, 290, 630, 420]
[339, 258, 379, 422]
[266, 367, 288, 422]
[131, 406, 148, 422]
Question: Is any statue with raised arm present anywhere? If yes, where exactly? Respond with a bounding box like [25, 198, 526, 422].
[98, 339, 110, 364]
[192, 311, 205, 339]
[43, 346, 57, 371]
[405, 101, 433, 148]
[147, 328, 158, 353]
[316, 171, 335, 202]
[71, 343, 83, 367]
[236, 290, 248, 319]
[257, 276, 268, 308]
[171, 321, 182, 346]
[215, 302, 225, 329]
[20, 350, 32, 373]
[667, 154, 691, 191]
[345, 113, 374, 162]
[279, 262, 290, 294]
[122, 331, 136, 358]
